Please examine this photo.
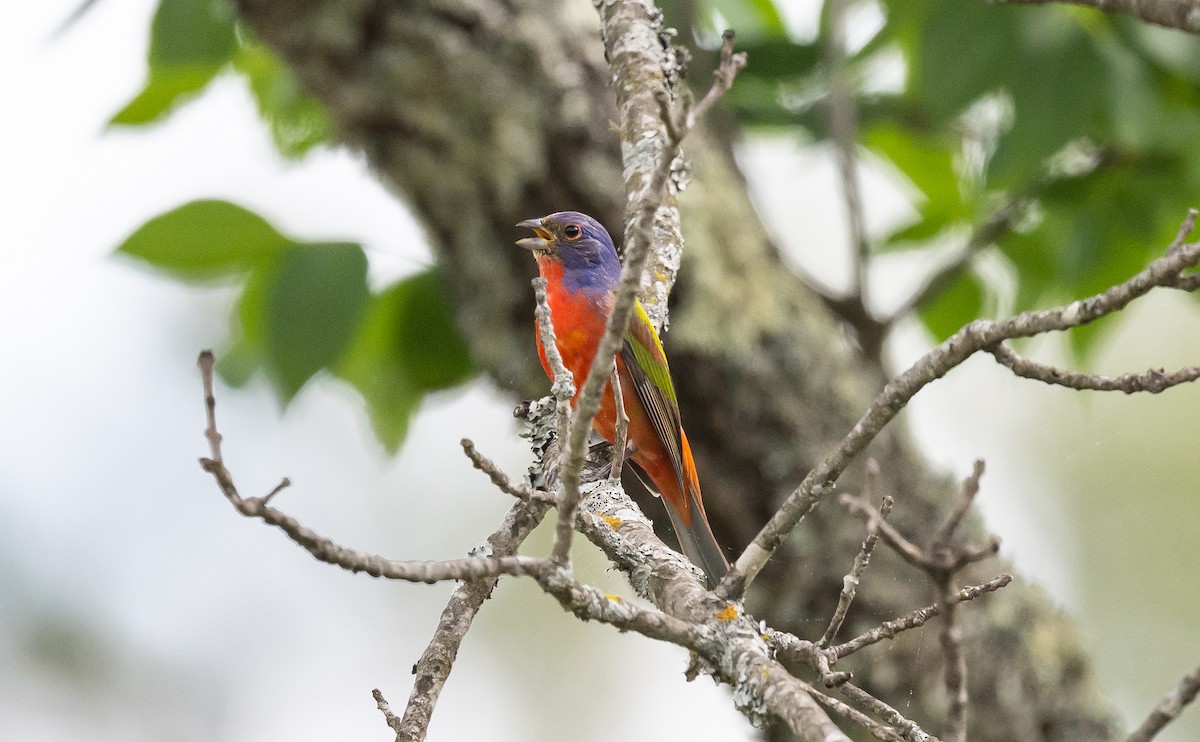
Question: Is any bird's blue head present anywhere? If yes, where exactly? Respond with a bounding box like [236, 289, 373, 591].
[516, 211, 621, 293]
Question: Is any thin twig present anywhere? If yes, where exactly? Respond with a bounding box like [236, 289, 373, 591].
[832, 575, 1013, 659]
[820, 492, 892, 647]
[935, 570, 968, 742]
[460, 438, 549, 502]
[686, 29, 748, 129]
[989, 343, 1200, 394]
[841, 492, 931, 570]
[609, 362, 629, 480]
[837, 680, 940, 742]
[934, 460, 985, 546]
[198, 350, 223, 460]
[261, 477, 292, 506]
[722, 209, 1200, 598]
[1127, 663, 1200, 742]
[797, 678, 907, 742]
[532, 277, 574, 446]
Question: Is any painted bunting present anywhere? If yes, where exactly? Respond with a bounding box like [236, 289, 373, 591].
[517, 211, 730, 586]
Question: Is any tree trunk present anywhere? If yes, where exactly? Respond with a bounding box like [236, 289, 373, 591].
[233, 0, 1119, 738]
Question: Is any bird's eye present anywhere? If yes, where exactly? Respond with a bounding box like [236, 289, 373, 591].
[564, 224, 582, 241]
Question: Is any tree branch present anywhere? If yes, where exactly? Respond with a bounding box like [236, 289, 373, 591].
[831, 575, 1013, 659]
[988, 343, 1200, 394]
[723, 209, 1200, 596]
[395, 492, 553, 741]
[1127, 663, 1200, 742]
[990, 0, 1200, 35]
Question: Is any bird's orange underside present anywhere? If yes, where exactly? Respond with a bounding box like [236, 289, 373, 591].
[536, 264, 700, 525]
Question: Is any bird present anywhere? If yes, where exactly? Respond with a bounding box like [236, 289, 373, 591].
[516, 211, 730, 586]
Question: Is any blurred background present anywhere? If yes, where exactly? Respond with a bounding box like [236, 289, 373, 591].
[2, 0, 1199, 740]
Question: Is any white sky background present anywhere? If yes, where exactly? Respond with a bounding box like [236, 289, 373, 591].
[1, 1, 1198, 741]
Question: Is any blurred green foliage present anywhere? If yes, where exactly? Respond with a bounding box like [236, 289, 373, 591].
[110, 0, 469, 452]
[685, 0, 1200, 347]
[117, 201, 474, 453]
[113, 0, 1200, 451]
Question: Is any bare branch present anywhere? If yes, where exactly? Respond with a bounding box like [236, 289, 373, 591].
[723, 209, 1200, 597]
[936, 572, 968, 742]
[766, 629, 939, 741]
[532, 277, 574, 446]
[609, 363, 628, 480]
[576, 482, 850, 742]
[841, 492, 932, 570]
[990, 0, 1200, 35]
[373, 689, 402, 736]
[798, 679, 907, 742]
[1127, 662, 1200, 742]
[820, 491, 892, 647]
[198, 350, 223, 460]
[686, 29, 748, 130]
[832, 575, 1013, 659]
[989, 343, 1200, 394]
[935, 460, 985, 546]
[460, 438, 549, 502]
[396, 495, 553, 741]
[837, 681, 940, 742]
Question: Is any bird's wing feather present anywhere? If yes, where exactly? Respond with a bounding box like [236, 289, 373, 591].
[621, 300, 686, 496]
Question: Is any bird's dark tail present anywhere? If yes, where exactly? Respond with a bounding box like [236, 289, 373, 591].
[663, 486, 730, 589]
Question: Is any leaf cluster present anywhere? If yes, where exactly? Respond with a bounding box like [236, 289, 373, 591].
[107, 0, 475, 451]
[118, 200, 473, 452]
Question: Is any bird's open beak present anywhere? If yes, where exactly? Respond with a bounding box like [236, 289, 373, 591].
[516, 218, 554, 253]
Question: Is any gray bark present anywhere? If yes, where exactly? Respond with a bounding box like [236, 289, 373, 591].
[233, 0, 1119, 738]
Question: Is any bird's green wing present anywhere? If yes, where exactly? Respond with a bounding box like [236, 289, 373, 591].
[621, 300, 686, 492]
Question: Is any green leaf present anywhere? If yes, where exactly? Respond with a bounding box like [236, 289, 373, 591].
[263, 243, 370, 400]
[867, 123, 971, 249]
[337, 270, 476, 452]
[233, 42, 331, 158]
[217, 267, 272, 387]
[110, 66, 223, 125]
[112, 0, 236, 126]
[736, 39, 820, 81]
[116, 200, 290, 279]
[703, 0, 786, 41]
[148, 0, 236, 67]
[910, 0, 1019, 121]
[917, 270, 985, 343]
[987, 21, 1109, 185]
[216, 337, 262, 387]
[391, 271, 475, 391]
